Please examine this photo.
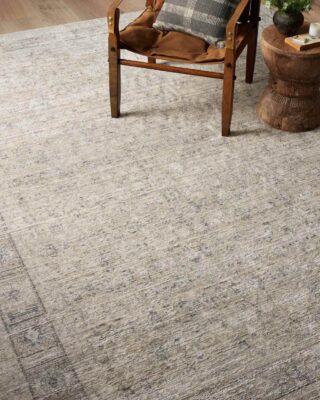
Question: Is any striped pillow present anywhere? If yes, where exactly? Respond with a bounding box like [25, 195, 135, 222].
[153, 0, 240, 47]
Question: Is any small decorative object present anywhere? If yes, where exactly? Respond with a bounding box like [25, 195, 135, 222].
[265, 0, 312, 36]
[309, 22, 320, 38]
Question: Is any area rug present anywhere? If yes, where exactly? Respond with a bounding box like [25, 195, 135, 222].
[0, 8, 320, 400]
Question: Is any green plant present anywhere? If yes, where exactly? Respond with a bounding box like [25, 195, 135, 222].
[265, 0, 312, 13]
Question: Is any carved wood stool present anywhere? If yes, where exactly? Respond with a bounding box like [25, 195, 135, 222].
[257, 25, 320, 132]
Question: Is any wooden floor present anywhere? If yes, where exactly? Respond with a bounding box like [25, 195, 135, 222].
[0, 0, 145, 34]
[0, 0, 319, 34]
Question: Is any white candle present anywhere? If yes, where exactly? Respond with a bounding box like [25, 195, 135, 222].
[309, 22, 320, 38]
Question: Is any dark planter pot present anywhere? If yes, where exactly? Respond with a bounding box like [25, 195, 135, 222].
[273, 11, 304, 36]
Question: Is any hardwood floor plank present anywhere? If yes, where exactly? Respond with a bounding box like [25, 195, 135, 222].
[0, 0, 37, 20]
[0, 0, 145, 34]
[64, 0, 106, 20]
[307, 7, 320, 22]
[34, 0, 79, 25]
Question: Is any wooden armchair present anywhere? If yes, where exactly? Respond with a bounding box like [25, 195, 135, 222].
[108, 0, 261, 136]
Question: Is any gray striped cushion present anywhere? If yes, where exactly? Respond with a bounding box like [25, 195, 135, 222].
[153, 0, 240, 47]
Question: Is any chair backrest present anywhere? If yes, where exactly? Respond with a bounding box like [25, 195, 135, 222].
[240, 0, 261, 22]
[250, 0, 261, 20]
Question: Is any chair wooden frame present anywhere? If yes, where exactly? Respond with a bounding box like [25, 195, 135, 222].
[108, 0, 261, 136]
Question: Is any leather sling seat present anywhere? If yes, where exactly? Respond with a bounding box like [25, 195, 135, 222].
[119, 0, 238, 64]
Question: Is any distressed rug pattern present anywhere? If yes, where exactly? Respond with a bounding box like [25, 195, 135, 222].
[0, 10, 320, 400]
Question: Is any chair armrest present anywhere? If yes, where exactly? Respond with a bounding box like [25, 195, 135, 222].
[225, 0, 251, 49]
[107, 0, 125, 34]
[108, 0, 153, 34]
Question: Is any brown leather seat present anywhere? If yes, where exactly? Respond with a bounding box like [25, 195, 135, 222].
[120, 1, 227, 63]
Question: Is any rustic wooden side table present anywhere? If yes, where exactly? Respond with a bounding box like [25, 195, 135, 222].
[257, 25, 320, 132]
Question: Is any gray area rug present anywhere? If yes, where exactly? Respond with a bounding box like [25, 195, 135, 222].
[1, 9, 320, 400]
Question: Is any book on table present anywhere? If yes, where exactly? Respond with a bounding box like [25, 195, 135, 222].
[285, 34, 320, 51]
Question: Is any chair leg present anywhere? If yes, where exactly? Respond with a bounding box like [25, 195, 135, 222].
[222, 51, 236, 137]
[245, 28, 258, 84]
[109, 49, 121, 118]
